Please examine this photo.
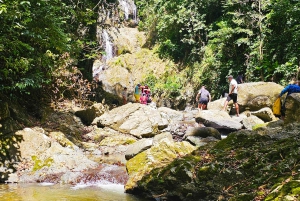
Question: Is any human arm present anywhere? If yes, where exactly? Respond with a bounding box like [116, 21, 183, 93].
[208, 94, 211, 102]
[229, 84, 236, 94]
[196, 92, 200, 101]
[278, 86, 289, 97]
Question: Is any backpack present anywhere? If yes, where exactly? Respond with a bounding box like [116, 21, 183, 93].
[272, 98, 281, 116]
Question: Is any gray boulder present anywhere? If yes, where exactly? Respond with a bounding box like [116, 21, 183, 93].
[6, 128, 97, 183]
[237, 82, 283, 111]
[195, 110, 243, 131]
[125, 138, 153, 160]
[94, 103, 169, 138]
[209, 82, 283, 113]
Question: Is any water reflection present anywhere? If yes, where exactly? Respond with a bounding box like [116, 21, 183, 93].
[0, 183, 149, 201]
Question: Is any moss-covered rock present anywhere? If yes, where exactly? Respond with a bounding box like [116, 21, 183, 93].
[125, 141, 196, 192]
[127, 124, 300, 201]
[285, 93, 300, 124]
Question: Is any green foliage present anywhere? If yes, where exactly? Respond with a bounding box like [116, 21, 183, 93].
[137, 0, 300, 97]
[144, 69, 183, 98]
[0, 0, 118, 95]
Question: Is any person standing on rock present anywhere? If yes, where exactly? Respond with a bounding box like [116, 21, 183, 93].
[236, 72, 244, 84]
[134, 84, 141, 103]
[122, 87, 128, 105]
[196, 86, 211, 112]
[278, 80, 300, 119]
[223, 75, 239, 116]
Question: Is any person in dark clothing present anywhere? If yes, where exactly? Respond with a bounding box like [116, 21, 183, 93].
[278, 81, 300, 119]
[236, 72, 244, 84]
[196, 86, 211, 112]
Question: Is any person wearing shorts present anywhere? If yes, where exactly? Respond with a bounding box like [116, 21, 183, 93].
[196, 86, 211, 111]
[223, 75, 239, 116]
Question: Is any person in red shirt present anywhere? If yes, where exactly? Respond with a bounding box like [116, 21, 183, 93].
[140, 93, 148, 104]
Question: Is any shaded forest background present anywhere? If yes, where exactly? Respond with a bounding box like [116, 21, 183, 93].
[0, 0, 299, 101]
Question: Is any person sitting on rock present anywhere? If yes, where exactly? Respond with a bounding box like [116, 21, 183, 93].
[140, 93, 148, 105]
[196, 86, 211, 112]
[236, 72, 244, 84]
[278, 80, 300, 119]
[122, 87, 128, 105]
[144, 85, 152, 103]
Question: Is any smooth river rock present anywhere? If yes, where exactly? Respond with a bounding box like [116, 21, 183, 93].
[93, 103, 169, 138]
[195, 110, 243, 131]
[125, 141, 196, 192]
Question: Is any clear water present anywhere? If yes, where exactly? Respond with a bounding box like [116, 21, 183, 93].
[0, 183, 149, 201]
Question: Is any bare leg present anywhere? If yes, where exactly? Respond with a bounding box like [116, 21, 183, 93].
[223, 100, 229, 111]
[234, 103, 239, 116]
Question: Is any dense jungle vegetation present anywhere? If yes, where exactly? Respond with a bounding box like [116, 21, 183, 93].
[0, 0, 118, 99]
[0, 0, 299, 100]
[137, 0, 300, 96]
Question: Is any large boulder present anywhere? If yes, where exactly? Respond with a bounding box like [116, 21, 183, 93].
[285, 93, 300, 124]
[93, 103, 169, 138]
[125, 141, 196, 192]
[3, 128, 98, 183]
[75, 103, 107, 125]
[251, 107, 277, 122]
[195, 110, 243, 132]
[208, 82, 283, 113]
[237, 82, 283, 111]
[125, 138, 153, 160]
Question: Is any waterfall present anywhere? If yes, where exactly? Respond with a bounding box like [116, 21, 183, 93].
[102, 30, 113, 61]
[132, 3, 137, 22]
[118, 0, 137, 22]
[119, 0, 129, 20]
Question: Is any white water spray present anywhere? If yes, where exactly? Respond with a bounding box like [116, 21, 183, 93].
[102, 30, 114, 61]
[118, 0, 137, 22]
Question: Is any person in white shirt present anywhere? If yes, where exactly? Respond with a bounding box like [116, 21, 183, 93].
[223, 75, 239, 116]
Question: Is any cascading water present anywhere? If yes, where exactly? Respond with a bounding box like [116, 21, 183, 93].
[132, 3, 137, 22]
[102, 30, 114, 61]
[92, 30, 114, 78]
[118, 0, 137, 22]
[119, 0, 129, 20]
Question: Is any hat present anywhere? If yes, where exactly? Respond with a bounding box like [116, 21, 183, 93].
[226, 75, 233, 78]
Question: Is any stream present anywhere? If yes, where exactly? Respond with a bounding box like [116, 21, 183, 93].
[0, 183, 149, 201]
